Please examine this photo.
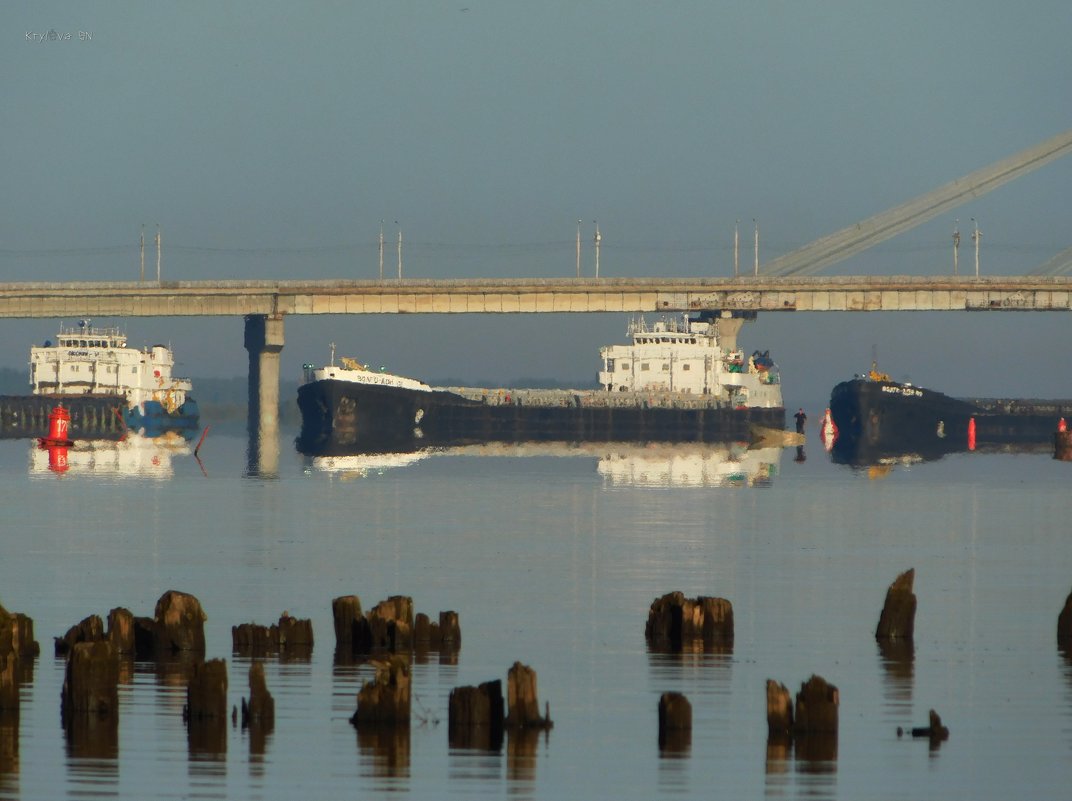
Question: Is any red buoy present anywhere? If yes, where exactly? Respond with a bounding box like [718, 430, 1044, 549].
[968, 416, 977, 451]
[1059, 417, 1068, 433]
[38, 404, 74, 447]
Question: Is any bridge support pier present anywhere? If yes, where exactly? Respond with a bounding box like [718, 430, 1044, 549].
[244, 314, 284, 476]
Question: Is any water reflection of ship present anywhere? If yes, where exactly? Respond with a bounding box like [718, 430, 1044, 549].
[301, 440, 781, 488]
[30, 431, 193, 478]
[830, 440, 1053, 471]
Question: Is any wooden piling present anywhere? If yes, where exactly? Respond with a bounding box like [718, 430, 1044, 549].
[657, 692, 692, 752]
[61, 641, 119, 723]
[875, 568, 917, 641]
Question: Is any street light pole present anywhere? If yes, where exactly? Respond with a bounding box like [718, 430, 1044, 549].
[576, 219, 581, 277]
[952, 219, 960, 275]
[971, 217, 981, 277]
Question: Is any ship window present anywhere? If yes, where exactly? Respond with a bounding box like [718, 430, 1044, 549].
[131, 367, 137, 374]
[683, 364, 691, 371]
[662, 363, 669, 371]
[641, 363, 649, 371]
[619, 362, 629, 371]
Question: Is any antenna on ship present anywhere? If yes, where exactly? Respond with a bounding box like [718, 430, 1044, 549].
[396, 221, 402, 280]
[155, 224, 162, 282]
[329, 342, 336, 367]
[139, 225, 145, 282]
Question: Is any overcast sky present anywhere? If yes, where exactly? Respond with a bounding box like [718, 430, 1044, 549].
[2, 1, 1070, 407]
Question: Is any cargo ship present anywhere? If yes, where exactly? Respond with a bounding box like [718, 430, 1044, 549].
[828, 364, 1072, 464]
[0, 321, 199, 439]
[297, 311, 785, 451]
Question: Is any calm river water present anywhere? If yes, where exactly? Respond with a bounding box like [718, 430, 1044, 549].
[1, 427, 1071, 800]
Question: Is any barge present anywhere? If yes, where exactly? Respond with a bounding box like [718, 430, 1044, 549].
[297, 311, 785, 451]
[828, 364, 1072, 464]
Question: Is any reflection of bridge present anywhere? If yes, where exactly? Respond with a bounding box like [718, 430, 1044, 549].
[3, 127, 1071, 473]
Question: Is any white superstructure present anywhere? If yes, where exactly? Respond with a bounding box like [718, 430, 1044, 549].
[29, 321, 193, 414]
[301, 344, 433, 393]
[597, 313, 782, 408]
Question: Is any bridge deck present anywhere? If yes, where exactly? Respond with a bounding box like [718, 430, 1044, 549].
[0, 276, 1069, 317]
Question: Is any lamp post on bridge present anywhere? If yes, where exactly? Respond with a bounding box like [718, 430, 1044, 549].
[952, 219, 960, 276]
[576, 219, 581, 278]
[971, 218, 981, 277]
[593, 220, 601, 279]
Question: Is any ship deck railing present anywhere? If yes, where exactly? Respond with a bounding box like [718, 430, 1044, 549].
[438, 387, 742, 410]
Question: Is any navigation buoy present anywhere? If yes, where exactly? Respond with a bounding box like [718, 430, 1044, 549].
[1059, 417, 1067, 433]
[38, 404, 74, 447]
[820, 408, 838, 452]
[968, 417, 976, 451]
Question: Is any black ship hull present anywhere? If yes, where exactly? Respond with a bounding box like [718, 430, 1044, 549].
[297, 379, 786, 452]
[828, 378, 1072, 465]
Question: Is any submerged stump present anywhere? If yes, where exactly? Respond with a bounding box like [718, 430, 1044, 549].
[241, 661, 275, 729]
[766, 679, 794, 738]
[154, 590, 207, 655]
[1058, 587, 1072, 652]
[448, 680, 504, 750]
[645, 591, 734, 651]
[505, 662, 552, 730]
[658, 692, 692, 752]
[106, 608, 135, 655]
[351, 655, 411, 727]
[186, 658, 228, 721]
[61, 641, 119, 724]
[55, 615, 105, 657]
[876, 568, 917, 641]
[794, 675, 839, 735]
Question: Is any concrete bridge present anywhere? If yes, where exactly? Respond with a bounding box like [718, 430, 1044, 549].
[3, 274, 1070, 473]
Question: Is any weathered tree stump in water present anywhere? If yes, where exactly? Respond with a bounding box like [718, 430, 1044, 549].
[448, 679, 504, 750]
[657, 692, 692, 752]
[645, 591, 733, 651]
[61, 641, 119, 724]
[232, 622, 279, 654]
[107, 608, 135, 654]
[766, 679, 794, 738]
[351, 655, 411, 727]
[1058, 587, 1072, 651]
[54, 614, 105, 656]
[233, 612, 314, 656]
[505, 662, 552, 730]
[439, 611, 461, 650]
[794, 675, 839, 735]
[278, 612, 313, 650]
[241, 661, 275, 729]
[0, 603, 38, 713]
[332, 595, 367, 652]
[154, 590, 207, 654]
[366, 596, 414, 652]
[186, 659, 228, 721]
[875, 568, 917, 641]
